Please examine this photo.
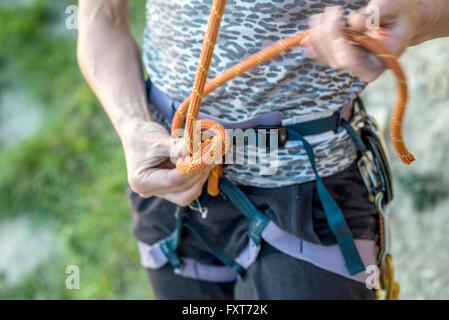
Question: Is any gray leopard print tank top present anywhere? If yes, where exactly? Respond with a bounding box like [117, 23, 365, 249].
[143, 0, 369, 187]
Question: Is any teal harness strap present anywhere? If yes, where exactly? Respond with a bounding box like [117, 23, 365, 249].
[343, 121, 368, 153]
[159, 206, 185, 269]
[287, 127, 366, 275]
[183, 220, 245, 276]
[287, 112, 342, 136]
[219, 180, 270, 246]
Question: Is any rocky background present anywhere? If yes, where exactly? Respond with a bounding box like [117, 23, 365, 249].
[0, 0, 448, 299]
[363, 38, 449, 299]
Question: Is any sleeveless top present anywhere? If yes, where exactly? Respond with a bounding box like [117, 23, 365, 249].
[142, 0, 369, 187]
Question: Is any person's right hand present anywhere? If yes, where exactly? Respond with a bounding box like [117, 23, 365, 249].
[303, 2, 424, 82]
[123, 120, 213, 207]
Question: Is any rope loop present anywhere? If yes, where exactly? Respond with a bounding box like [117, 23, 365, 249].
[172, 0, 415, 196]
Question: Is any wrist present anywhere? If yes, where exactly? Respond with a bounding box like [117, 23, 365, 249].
[410, 0, 444, 45]
[119, 117, 170, 149]
[117, 117, 146, 147]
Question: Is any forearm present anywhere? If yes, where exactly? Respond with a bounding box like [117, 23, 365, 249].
[77, 0, 159, 146]
[412, 0, 449, 45]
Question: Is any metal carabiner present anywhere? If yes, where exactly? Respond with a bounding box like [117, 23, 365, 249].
[374, 193, 400, 300]
[374, 192, 391, 264]
[376, 254, 401, 300]
[358, 154, 382, 199]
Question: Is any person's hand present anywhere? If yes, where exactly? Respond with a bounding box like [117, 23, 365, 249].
[123, 120, 213, 207]
[303, 0, 424, 82]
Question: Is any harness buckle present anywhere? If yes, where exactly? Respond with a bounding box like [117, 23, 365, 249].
[251, 126, 288, 148]
[334, 109, 344, 133]
[357, 154, 382, 199]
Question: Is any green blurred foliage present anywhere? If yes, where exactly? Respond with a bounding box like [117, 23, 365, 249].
[0, 0, 151, 299]
[397, 173, 448, 213]
[1, 0, 447, 301]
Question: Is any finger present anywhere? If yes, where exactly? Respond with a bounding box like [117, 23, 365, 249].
[317, 5, 384, 81]
[350, 1, 406, 54]
[132, 166, 208, 196]
[308, 13, 336, 67]
[171, 136, 190, 159]
[350, 0, 399, 29]
[332, 37, 384, 82]
[137, 171, 208, 198]
[374, 0, 401, 26]
[152, 163, 214, 202]
[373, 24, 410, 55]
[309, 6, 345, 69]
[348, 10, 369, 33]
[301, 36, 319, 60]
[158, 173, 210, 207]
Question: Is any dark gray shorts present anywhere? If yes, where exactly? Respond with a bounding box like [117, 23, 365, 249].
[147, 243, 375, 300]
[128, 161, 379, 299]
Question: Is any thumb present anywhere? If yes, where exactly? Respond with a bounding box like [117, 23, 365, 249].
[170, 136, 190, 160]
[348, 0, 399, 33]
[348, 9, 370, 33]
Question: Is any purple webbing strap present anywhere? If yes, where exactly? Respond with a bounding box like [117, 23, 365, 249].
[261, 221, 376, 283]
[137, 222, 376, 284]
[147, 80, 283, 129]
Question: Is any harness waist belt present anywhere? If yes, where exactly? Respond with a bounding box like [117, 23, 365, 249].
[146, 79, 344, 134]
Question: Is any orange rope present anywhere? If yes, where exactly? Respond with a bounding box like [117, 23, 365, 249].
[172, 0, 415, 196]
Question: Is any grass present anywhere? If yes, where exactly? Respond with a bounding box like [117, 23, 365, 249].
[1, 0, 447, 300]
[0, 0, 151, 299]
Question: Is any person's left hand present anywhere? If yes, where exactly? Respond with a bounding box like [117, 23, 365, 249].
[302, 1, 424, 82]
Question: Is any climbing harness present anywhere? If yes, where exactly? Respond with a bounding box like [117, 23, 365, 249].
[142, 80, 394, 295]
[140, 0, 412, 300]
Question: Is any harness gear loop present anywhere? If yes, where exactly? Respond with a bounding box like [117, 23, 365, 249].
[355, 108, 400, 300]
